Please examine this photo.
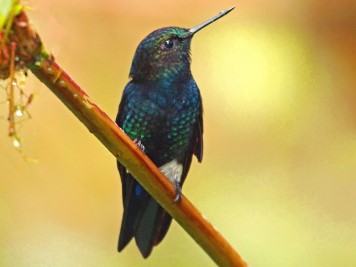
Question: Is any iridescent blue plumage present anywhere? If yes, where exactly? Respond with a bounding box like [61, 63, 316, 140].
[116, 7, 234, 258]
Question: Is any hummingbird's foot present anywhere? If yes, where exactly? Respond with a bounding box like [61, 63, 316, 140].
[133, 138, 145, 152]
[172, 179, 182, 203]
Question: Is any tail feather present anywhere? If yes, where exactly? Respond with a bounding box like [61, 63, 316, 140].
[117, 171, 173, 257]
[135, 200, 161, 258]
[136, 199, 173, 258]
[118, 174, 148, 252]
[154, 212, 173, 246]
[118, 211, 133, 252]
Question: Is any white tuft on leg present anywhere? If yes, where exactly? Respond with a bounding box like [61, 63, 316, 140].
[159, 159, 183, 184]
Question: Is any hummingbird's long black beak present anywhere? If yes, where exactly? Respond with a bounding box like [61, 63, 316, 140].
[188, 6, 235, 36]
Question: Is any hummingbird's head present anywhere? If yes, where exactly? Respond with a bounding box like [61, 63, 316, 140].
[129, 7, 235, 82]
[129, 27, 192, 82]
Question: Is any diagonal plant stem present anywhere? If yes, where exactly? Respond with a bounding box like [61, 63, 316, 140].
[1, 8, 248, 267]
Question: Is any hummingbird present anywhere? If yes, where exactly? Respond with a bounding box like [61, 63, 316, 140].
[116, 7, 235, 258]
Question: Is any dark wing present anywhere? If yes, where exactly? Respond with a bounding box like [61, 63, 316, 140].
[194, 106, 203, 163]
[115, 82, 172, 257]
[180, 80, 204, 185]
[116, 82, 148, 253]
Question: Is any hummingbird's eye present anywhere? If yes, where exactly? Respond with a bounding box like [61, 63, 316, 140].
[163, 39, 174, 49]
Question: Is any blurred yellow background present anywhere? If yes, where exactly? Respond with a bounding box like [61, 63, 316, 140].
[1, 0, 356, 266]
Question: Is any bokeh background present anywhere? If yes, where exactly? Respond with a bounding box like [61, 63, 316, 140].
[1, 0, 356, 266]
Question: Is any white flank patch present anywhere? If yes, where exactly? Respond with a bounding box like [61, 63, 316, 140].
[159, 159, 183, 183]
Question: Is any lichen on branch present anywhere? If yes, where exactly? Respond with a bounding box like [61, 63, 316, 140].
[1, 5, 38, 151]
